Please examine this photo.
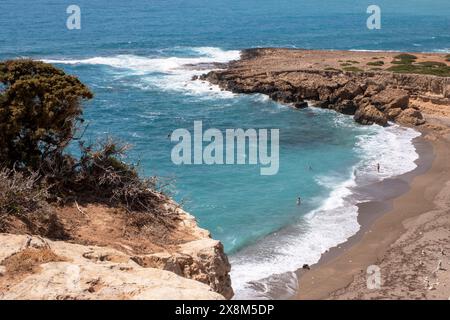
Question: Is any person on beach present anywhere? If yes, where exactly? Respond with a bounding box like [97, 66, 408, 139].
[377, 163, 380, 173]
[297, 197, 302, 206]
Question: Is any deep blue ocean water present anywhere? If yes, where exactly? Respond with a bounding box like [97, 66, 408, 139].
[1, 0, 448, 298]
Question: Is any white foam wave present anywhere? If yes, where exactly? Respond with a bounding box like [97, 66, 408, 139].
[230, 123, 421, 299]
[42, 47, 241, 99]
[356, 123, 420, 181]
[349, 49, 399, 52]
[432, 48, 450, 53]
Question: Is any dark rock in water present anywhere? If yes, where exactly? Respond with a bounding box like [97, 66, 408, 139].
[294, 101, 309, 109]
[270, 91, 295, 103]
[192, 75, 199, 81]
[302, 264, 311, 270]
[335, 100, 357, 115]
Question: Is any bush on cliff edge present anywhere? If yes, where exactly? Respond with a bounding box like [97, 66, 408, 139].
[0, 60, 93, 170]
[0, 60, 168, 231]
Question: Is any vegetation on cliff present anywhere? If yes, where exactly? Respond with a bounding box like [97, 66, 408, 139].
[388, 54, 450, 77]
[0, 60, 167, 234]
[0, 60, 233, 299]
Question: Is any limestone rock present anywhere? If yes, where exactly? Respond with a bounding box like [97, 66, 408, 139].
[354, 105, 388, 126]
[396, 108, 426, 126]
[371, 88, 410, 111]
[178, 239, 233, 299]
[335, 100, 357, 115]
[0, 234, 224, 300]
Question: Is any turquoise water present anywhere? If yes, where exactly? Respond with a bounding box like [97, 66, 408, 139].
[1, 0, 447, 298]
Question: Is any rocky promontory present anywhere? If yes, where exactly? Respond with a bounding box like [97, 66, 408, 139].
[200, 48, 450, 127]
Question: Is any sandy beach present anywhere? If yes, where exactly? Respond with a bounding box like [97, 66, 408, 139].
[296, 127, 450, 299]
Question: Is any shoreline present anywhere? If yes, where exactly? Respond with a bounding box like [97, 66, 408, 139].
[293, 130, 433, 296]
[311, 133, 434, 267]
[228, 113, 427, 300]
[295, 127, 450, 299]
[200, 48, 450, 299]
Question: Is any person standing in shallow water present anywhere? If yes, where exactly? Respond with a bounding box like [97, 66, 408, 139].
[297, 197, 302, 206]
[377, 163, 381, 173]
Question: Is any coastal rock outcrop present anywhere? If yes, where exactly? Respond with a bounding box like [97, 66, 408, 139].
[0, 234, 225, 300]
[131, 238, 233, 299]
[354, 104, 388, 126]
[199, 48, 450, 127]
[0, 201, 234, 300]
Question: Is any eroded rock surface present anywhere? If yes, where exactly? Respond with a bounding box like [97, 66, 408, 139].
[0, 199, 233, 300]
[0, 234, 225, 300]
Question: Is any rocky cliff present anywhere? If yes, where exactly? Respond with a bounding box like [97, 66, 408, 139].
[200, 48, 450, 126]
[0, 200, 233, 300]
[0, 233, 225, 300]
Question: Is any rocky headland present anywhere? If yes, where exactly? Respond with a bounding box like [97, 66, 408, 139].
[200, 48, 450, 129]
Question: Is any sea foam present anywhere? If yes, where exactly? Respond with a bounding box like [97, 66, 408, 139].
[230, 115, 421, 299]
[43, 47, 241, 99]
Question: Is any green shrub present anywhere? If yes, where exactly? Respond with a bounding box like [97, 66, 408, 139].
[417, 61, 447, 67]
[324, 67, 340, 71]
[0, 60, 93, 171]
[343, 66, 363, 72]
[387, 62, 450, 77]
[0, 60, 167, 216]
[393, 54, 417, 64]
[367, 60, 385, 66]
[387, 54, 450, 76]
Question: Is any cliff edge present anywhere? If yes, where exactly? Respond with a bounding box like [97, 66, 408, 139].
[0, 198, 233, 300]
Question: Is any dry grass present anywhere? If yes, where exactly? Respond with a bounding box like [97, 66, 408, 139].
[0, 167, 69, 239]
[1, 247, 64, 275]
[0, 140, 177, 245]
[0, 168, 49, 217]
[43, 138, 169, 215]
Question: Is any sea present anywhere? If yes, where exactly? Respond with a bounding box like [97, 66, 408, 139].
[1, 0, 449, 299]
